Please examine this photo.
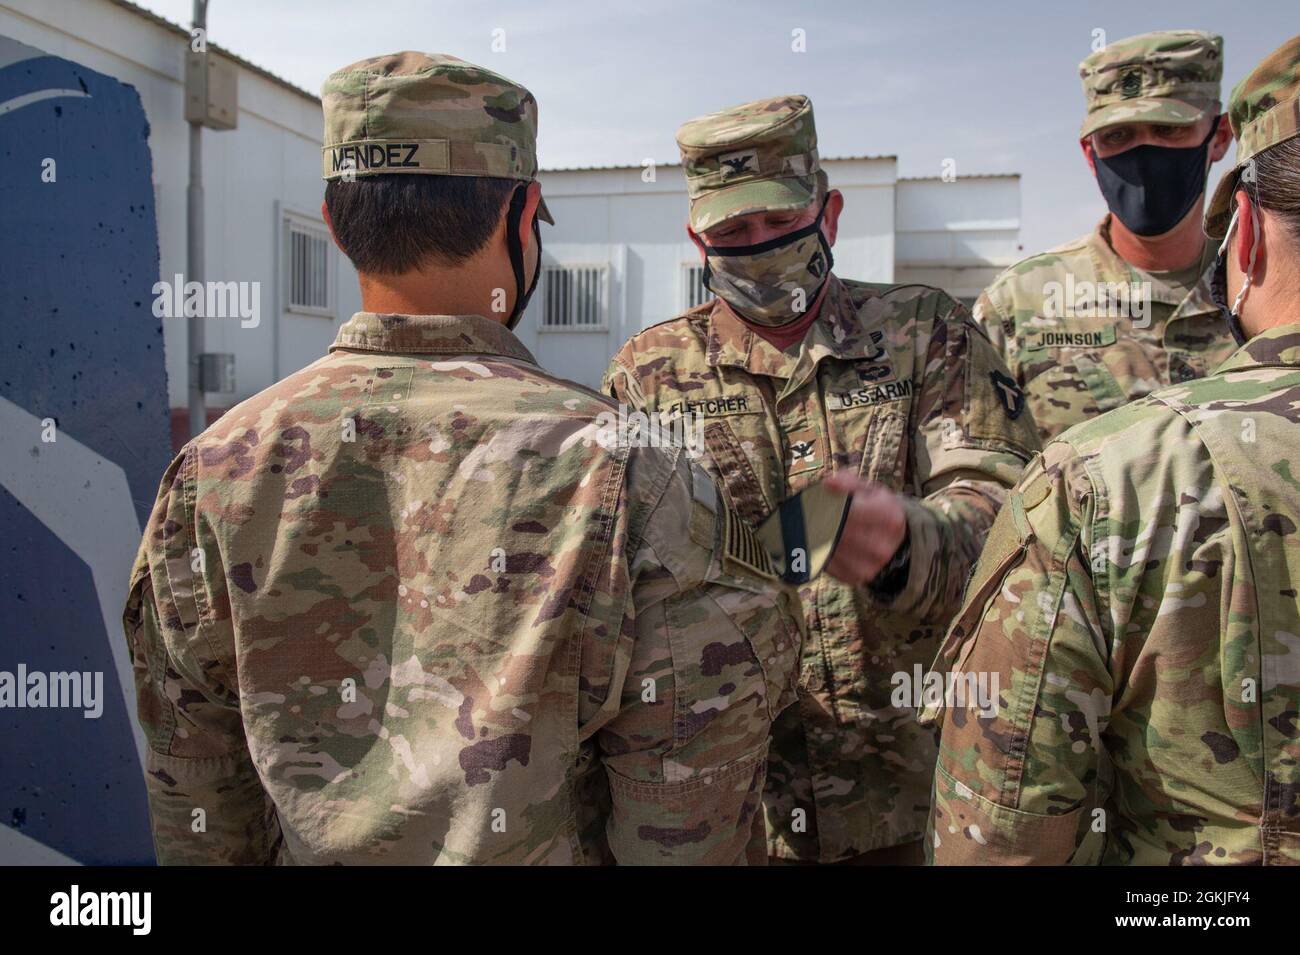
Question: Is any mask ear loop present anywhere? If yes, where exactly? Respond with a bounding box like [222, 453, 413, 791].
[1216, 206, 1238, 259]
[505, 186, 528, 320]
[504, 185, 543, 330]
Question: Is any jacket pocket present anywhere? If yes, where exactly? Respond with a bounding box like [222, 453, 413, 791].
[1069, 352, 1127, 409]
[1019, 341, 1130, 426]
[931, 762, 1086, 865]
[825, 394, 909, 490]
[857, 411, 906, 487]
[920, 492, 1033, 727]
[685, 579, 803, 725]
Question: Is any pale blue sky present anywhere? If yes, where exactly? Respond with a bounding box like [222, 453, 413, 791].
[136, 0, 1294, 254]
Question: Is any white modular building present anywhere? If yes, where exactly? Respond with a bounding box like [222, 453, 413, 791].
[524, 162, 1023, 388]
[1, 0, 1023, 411]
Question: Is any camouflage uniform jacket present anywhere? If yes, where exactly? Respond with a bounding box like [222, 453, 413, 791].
[122, 312, 805, 865]
[928, 323, 1300, 865]
[973, 216, 1237, 444]
[603, 277, 1040, 862]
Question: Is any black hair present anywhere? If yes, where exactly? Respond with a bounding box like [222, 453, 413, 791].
[324, 174, 517, 274]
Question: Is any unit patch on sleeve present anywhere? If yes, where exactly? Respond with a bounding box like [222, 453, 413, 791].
[988, 369, 1025, 420]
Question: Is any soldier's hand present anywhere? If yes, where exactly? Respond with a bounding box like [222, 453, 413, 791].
[821, 471, 907, 587]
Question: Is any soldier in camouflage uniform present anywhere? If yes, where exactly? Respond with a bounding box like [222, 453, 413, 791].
[927, 36, 1300, 865]
[974, 31, 1237, 444]
[603, 95, 1040, 864]
[122, 52, 808, 865]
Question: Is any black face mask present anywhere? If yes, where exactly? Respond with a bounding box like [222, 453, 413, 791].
[1209, 201, 1258, 349]
[1094, 123, 1217, 237]
[505, 185, 543, 331]
[1209, 249, 1248, 347]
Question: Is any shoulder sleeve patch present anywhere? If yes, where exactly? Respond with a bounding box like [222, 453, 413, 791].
[720, 497, 777, 581]
[987, 368, 1025, 419]
[963, 322, 1040, 458]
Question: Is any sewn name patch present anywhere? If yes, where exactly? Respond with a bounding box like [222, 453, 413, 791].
[1023, 326, 1118, 351]
[665, 394, 759, 417]
[827, 378, 913, 410]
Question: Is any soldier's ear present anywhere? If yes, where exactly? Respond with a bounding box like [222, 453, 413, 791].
[687, 224, 708, 262]
[517, 182, 543, 253]
[1209, 114, 1233, 164]
[321, 200, 347, 255]
[1080, 139, 1098, 176]
[821, 189, 844, 247]
[1233, 190, 1261, 276]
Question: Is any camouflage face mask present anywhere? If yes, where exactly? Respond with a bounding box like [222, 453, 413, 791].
[702, 203, 834, 326]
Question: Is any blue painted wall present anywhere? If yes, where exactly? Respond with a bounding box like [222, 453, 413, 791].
[1, 38, 170, 864]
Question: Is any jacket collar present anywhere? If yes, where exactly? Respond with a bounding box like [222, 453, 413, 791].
[1216, 322, 1300, 372]
[1087, 216, 1218, 318]
[330, 312, 538, 364]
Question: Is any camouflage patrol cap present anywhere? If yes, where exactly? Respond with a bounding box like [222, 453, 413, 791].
[321, 51, 553, 223]
[1205, 35, 1300, 238]
[1079, 31, 1223, 140]
[675, 95, 822, 233]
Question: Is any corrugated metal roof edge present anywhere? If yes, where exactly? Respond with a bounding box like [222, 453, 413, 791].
[899, 173, 1021, 181]
[109, 0, 321, 103]
[541, 154, 899, 173]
